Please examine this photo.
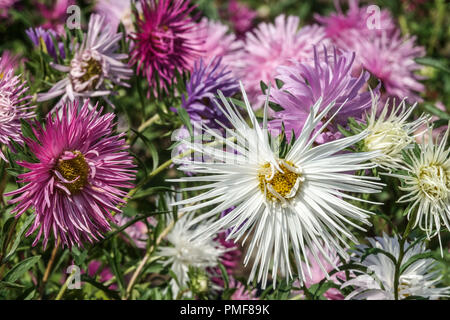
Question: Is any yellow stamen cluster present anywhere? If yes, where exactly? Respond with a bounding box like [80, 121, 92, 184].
[78, 57, 103, 90]
[56, 151, 89, 194]
[258, 161, 301, 202]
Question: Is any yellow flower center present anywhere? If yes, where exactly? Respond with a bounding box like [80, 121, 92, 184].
[78, 57, 103, 90]
[258, 161, 302, 203]
[56, 151, 90, 194]
[417, 163, 450, 201]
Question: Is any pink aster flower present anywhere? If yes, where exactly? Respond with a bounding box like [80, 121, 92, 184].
[129, 0, 201, 96]
[5, 100, 136, 248]
[0, 0, 17, 18]
[0, 57, 35, 162]
[269, 46, 375, 143]
[293, 247, 346, 300]
[210, 231, 241, 287]
[37, 14, 133, 110]
[95, 0, 139, 34]
[115, 213, 157, 249]
[87, 260, 117, 290]
[229, 277, 258, 300]
[350, 29, 425, 103]
[37, 0, 75, 35]
[227, 0, 257, 37]
[315, 0, 396, 44]
[239, 15, 328, 108]
[189, 17, 244, 72]
[0, 50, 21, 71]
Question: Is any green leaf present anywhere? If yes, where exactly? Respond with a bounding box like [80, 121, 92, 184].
[260, 80, 268, 93]
[176, 107, 193, 136]
[4, 255, 41, 283]
[0, 281, 25, 289]
[218, 262, 229, 289]
[360, 247, 397, 265]
[415, 57, 450, 74]
[3, 214, 35, 262]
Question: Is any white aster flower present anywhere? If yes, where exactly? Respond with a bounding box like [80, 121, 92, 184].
[390, 125, 450, 253]
[342, 234, 449, 300]
[158, 214, 226, 297]
[364, 94, 430, 170]
[38, 14, 133, 110]
[169, 83, 384, 288]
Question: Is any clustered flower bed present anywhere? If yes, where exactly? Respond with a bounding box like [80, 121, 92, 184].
[0, 0, 448, 301]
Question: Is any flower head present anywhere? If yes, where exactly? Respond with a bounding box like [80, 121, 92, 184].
[26, 27, 65, 61]
[229, 277, 258, 300]
[37, 0, 75, 35]
[38, 14, 133, 110]
[0, 58, 35, 162]
[129, 0, 200, 95]
[342, 234, 450, 300]
[5, 100, 136, 248]
[350, 30, 425, 103]
[239, 15, 328, 107]
[95, 0, 137, 34]
[158, 214, 227, 297]
[227, 0, 257, 37]
[170, 83, 383, 288]
[181, 57, 238, 129]
[363, 94, 430, 170]
[315, 0, 396, 48]
[189, 17, 244, 72]
[391, 125, 450, 253]
[269, 46, 374, 143]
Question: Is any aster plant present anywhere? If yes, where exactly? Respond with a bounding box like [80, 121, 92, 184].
[0, 58, 35, 162]
[129, 0, 201, 96]
[5, 100, 136, 248]
[37, 14, 133, 110]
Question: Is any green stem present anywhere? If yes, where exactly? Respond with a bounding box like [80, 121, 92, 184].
[55, 268, 77, 300]
[393, 210, 417, 300]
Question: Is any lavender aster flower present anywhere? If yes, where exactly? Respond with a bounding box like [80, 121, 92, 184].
[269, 47, 374, 143]
[37, 14, 133, 110]
[26, 27, 65, 61]
[5, 100, 136, 248]
[228, 0, 257, 37]
[181, 57, 238, 129]
[0, 58, 35, 162]
[129, 0, 201, 96]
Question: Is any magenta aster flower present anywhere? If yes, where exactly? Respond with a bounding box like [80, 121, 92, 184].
[37, 0, 75, 35]
[0, 57, 35, 162]
[180, 57, 238, 129]
[349, 30, 425, 103]
[315, 0, 396, 49]
[5, 100, 136, 248]
[37, 14, 133, 110]
[189, 17, 244, 72]
[227, 0, 257, 37]
[129, 0, 201, 95]
[269, 46, 375, 143]
[239, 15, 328, 108]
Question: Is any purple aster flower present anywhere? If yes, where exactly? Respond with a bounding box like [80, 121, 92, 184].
[37, 14, 133, 110]
[26, 27, 65, 61]
[129, 0, 201, 96]
[180, 57, 238, 129]
[269, 46, 375, 143]
[227, 0, 257, 37]
[0, 57, 35, 162]
[238, 15, 328, 108]
[5, 100, 136, 248]
[188, 17, 244, 73]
